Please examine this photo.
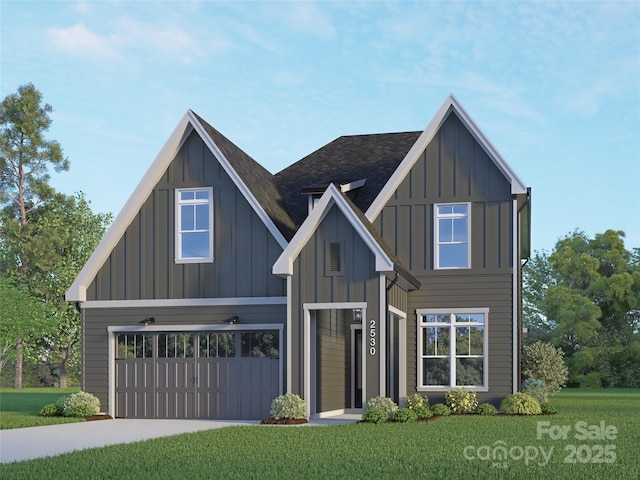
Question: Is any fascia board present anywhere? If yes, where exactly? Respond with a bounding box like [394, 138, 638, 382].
[65, 112, 194, 302]
[272, 189, 336, 276]
[448, 95, 528, 195]
[188, 112, 289, 250]
[273, 184, 394, 276]
[366, 94, 527, 222]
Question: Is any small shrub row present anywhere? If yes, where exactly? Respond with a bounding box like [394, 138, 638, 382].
[40, 391, 100, 418]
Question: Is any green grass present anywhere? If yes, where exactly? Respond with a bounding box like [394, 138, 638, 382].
[0, 387, 84, 429]
[1, 389, 639, 479]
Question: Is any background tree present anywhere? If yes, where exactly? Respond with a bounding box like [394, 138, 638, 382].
[1, 83, 69, 388]
[28, 193, 112, 387]
[0, 277, 47, 377]
[523, 230, 640, 387]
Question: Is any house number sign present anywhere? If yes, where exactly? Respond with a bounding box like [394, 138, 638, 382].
[369, 319, 376, 356]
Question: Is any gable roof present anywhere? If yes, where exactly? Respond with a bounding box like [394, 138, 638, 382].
[274, 131, 421, 227]
[272, 183, 420, 290]
[366, 94, 528, 221]
[66, 110, 296, 302]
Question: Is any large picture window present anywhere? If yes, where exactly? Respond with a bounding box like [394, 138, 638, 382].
[176, 188, 213, 263]
[435, 203, 470, 269]
[417, 309, 487, 389]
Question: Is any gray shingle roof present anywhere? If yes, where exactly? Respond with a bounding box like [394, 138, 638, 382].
[193, 112, 298, 240]
[274, 131, 422, 227]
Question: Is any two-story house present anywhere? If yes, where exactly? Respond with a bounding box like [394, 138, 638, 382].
[66, 95, 531, 420]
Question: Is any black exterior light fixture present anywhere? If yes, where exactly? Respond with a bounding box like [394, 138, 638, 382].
[352, 308, 363, 323]
[224, 315, 239, 324]
[140, 316, 155, 326]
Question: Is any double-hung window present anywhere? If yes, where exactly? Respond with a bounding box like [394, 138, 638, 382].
[417, 309, 488, 389]
[175, 187, 213, 263]
[435, 203, 470, 269]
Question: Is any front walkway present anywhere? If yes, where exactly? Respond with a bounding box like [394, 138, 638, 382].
[0, 415, 360, 464]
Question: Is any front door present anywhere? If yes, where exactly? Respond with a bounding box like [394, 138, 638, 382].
[352, 326, 362, 408]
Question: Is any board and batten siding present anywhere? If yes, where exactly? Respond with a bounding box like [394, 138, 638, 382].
[288, 204, 381, 401]
[86, 131, 285, 301]
[373, 111, 518, 403]
[315, 309, 350, 412]
[82, 304, 286, 413]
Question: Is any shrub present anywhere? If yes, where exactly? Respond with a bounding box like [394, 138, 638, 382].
[522, 341, 568, 392]
[431, 403, 451, 416]
[405, 393, 429, 410]
[392, 408, 417, 423]
[270, 393, 307, 419]
[500, 393, 541, 415]
[520, 378, 545, 390]
[63, 391, 100, 417]
[412, 405, 433, 419]
[66, 404, 95, 418]
[522, 385, 548, 403]
[540, 402, 558, 414]
[474, 403, 498, 415]
[362, 408, 388, 424]
[39, 403, 63, 417]
[363, 396, 398, 416]
[445, 388, 478, 414]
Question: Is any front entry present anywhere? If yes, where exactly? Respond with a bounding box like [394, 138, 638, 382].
[115, 330, 280, 419]
[351, 325, 362, 408]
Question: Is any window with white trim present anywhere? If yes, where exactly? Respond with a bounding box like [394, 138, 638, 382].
[417, 309, 487, 389]
[435, 203, 470, 269]
[175, 188, 213, 263]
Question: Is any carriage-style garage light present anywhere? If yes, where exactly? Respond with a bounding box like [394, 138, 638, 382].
[224, 315, 239, 324]
[352, 309, 363, 323]
[140, 316, 155, 326]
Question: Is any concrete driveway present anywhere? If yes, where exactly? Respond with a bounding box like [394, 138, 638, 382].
[0, 415, 359, 464]
[0, 418, 259, 464]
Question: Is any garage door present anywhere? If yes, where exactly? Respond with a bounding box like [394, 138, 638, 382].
[115, 331, 280, 419]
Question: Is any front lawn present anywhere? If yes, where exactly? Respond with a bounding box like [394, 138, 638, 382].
[0, 387, 84, 429]
[1, 389, 639, 479]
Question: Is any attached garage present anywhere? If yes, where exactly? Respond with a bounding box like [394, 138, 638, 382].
[114, 329, 281, 419]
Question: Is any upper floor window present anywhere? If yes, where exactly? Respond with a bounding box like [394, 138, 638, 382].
[175, 188, 213, 263]
[435, 203, 470, 269]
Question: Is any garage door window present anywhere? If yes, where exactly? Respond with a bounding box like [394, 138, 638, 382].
[117, 334, 153, 359]
[241, 332, 279, 358]
[158, 333, 195, 358]
[199, 333, 236, 358]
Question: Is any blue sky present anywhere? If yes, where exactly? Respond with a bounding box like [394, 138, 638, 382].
[2, 1, 639, 254]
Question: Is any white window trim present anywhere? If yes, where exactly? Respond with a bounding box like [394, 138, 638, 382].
[175, 187, 214, 264]
[434, 202, 471, 269]
[416, 308, 489, 391]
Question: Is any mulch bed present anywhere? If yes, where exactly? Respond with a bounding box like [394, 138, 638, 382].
[86, 414, 113, 421]
[260, 418, 308, 425]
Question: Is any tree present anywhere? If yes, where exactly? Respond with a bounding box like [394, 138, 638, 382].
[523, 230, 640, 387]
[1, 83, 69, 388]
[0, 277, 47, 377]
[26, 193, 111, 387]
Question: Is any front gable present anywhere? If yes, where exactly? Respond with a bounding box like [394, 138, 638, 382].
[66, 111, 289, 302]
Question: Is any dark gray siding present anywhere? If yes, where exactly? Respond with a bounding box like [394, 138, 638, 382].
[83, 304, 285, 414]
[388, 283, 407, 312]
[373, 111, 517, 403]
[405, 274, 513, 404]
[87, 131, 285, 301]
[375, 112, 513, 274]
[289, 204, 381, 402]
[316, 309, 350, 412]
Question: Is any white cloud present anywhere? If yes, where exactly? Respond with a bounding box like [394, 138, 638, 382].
[47, 23, 119, 59]
[278, 2, 336, 39]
